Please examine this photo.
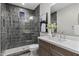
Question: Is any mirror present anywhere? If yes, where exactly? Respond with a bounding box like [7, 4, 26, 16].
[50, 3, 79, 36]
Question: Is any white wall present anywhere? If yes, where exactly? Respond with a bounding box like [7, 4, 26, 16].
[57, 4, 79, 35]
[40, 3, 55, 34]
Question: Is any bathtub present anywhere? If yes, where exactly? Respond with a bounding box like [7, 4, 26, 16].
[2, 44, 38, 56]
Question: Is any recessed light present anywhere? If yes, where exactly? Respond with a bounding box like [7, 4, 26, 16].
[22, 3, 25, 5]
[29, 16, 33, 20]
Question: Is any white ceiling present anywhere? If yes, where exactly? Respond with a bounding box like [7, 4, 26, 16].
[51, 3, 73, 13]
[11, 3, 40, 10]
[11, 3, 73, 13]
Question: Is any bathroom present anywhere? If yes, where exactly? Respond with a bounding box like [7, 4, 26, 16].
[1, 3, 79, 56]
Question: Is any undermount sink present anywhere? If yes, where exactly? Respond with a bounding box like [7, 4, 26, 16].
[43, 35, 67, 42]
[52, 37, 67, 42]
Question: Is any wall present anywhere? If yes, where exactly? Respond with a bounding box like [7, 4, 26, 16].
[30, 5, 40, 43]
[57, 4, 79, 35]
[0, 3, 40, 52]
[0, 3, 2, 55]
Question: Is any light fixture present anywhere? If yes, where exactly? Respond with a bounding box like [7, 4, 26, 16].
[29, 16, 33, 20]
[22, 3, 25, 5]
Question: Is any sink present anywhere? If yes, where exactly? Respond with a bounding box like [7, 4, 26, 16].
[52, 37, 67, 42]
[43, 35, 67, 42]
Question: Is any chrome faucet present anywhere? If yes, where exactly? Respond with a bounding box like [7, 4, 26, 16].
[59, 32, 63, 39]
[59, 32, 65, 39]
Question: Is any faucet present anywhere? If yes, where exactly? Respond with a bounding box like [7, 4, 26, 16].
[59, 32, 65, 40]
[59, 32, 63, 39]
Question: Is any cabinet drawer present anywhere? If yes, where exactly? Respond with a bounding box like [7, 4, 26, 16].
[39, 40, 50, 51]
[50, 48, 63, 56]
[38, 47, 50, 56]
[50, 44, 79, 56]
[39, 40, 50, 47]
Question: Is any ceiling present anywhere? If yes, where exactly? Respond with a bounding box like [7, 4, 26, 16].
[51, 3, 73, 13]
[10, 3, 73, 13]
[10, 3, 40, 10]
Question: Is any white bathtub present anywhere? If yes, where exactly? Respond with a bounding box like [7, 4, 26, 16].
[3, 44, 38, 56]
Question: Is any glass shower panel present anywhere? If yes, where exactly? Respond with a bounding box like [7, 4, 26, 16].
[0, 3, 40, 53]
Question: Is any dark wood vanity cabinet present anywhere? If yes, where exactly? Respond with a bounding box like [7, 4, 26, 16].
[38, 40, 79, 56]
[50, 44, 79, 56]
[38, 40, 50, 56]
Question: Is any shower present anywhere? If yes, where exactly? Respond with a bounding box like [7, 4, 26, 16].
[0, 3, 40, 55]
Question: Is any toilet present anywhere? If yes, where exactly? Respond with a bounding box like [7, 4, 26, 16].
[29, 44, 39, 56]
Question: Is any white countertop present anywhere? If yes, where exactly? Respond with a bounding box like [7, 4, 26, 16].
[38, 36, 79, 54]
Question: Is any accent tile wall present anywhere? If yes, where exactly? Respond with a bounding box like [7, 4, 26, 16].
[0, 3, 40, 52]
[0, 4, 1, 54]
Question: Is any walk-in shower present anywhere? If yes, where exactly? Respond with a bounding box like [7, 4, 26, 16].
[0, 3, 40, 55]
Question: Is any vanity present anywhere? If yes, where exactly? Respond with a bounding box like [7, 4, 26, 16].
[37, 3, 79, 56]
[38, 35, 79, 56]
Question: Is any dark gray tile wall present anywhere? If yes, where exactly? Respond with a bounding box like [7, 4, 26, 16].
[51, 12, 57, 32]
[31, 5, 40, 43]
[1, 4, 9, 51]
[0, 4, 1, 54]
[51, 12, 57, 23]
[0, 3, 40, 52]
